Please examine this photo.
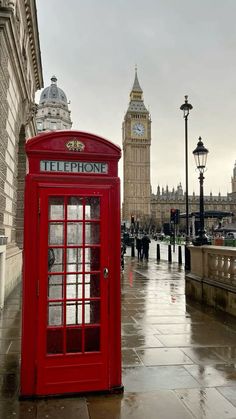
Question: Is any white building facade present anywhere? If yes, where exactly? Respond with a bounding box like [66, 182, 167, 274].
[36, 75, 72, 132]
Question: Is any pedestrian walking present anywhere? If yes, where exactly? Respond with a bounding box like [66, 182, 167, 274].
[141, 233, 151, 261]
[121, 241, 126, 270]
[135, 235, 142, 260]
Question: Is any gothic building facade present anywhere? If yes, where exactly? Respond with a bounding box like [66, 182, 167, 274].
[36, 75, 72, 132]
[0, 0, 43, 305]
[151, 179, 236, 231]
[122, 70, 151, 222]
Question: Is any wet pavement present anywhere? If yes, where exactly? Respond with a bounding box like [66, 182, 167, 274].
[1, 241, 236, 418]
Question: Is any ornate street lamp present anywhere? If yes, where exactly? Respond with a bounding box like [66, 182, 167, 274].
[192, 137, 209, 246]
[180, 95, 193, 269]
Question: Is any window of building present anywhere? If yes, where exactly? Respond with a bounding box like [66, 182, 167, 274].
[50, 122, 57, 130]
[37, 122, 43, 131]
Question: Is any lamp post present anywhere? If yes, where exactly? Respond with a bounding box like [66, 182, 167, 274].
[180, 95, 193, 270]
[192, 137, 209, 246]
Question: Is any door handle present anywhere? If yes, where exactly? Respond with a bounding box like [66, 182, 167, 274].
[103, 267, 109, 279]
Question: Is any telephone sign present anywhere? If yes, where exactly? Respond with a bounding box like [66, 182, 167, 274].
[40, 160, 108, 174]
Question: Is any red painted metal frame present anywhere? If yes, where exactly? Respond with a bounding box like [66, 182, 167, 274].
[21, 131, 122, 397]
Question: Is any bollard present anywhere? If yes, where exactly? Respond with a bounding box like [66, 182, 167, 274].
[168, 244, 172, 263]
[131, 243, 135, 257]
[121, 254, 124, 270]
[156, 243, 160, 261]
[184, 246, 191, 271]
[178, 245, 182, 265]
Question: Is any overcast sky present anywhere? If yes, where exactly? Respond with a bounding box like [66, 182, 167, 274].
[36, 0, 236, 197]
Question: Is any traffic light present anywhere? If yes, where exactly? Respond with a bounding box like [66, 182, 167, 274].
[170, 208, 176, 223]
[175, 209, 180, 224]
[170, 208, 180, 224]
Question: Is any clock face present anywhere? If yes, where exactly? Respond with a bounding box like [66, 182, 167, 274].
[133, 123, 145, 136]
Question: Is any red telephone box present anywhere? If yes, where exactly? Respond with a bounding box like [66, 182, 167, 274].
[20, 130, 122, 397]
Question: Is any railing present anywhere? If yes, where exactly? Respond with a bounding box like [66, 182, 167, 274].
[208, 250, 236, 287]
[187, 245, 236, 316]
[190, 245, 236, 287]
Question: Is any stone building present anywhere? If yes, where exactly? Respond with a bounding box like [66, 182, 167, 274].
[122, 69, 151, 222]
[36, 75, 72, 132]
[0, 0, 43, 305]
[151, 170, 236, 231]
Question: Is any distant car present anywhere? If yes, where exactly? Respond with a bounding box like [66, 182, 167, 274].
[155, 233, 165, 241]
[225, 232, 236, 239]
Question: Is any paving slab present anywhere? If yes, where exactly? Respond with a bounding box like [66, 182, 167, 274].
[136, 347, 194, 366]
[87, 392, 194, 419]
[184, 364, 236, 387]
[122, 334, 164, 348]
[217, 387, 236, 407]
[180, 347, 229, 365]
[122, 365, 200, 391]
[122, 349, 143, 367]
[0, 398, 89, 419]
[175, 388, 236, 419]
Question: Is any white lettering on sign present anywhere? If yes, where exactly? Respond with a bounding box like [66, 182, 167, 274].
[40, 160, 108, 174]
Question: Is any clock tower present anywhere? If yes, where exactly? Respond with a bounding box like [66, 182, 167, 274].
[122, 69, 151, 224]
[232, 161, 236, 199]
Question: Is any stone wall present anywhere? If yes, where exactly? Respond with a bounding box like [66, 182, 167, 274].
[186, 245, 236, 317]
[5, 245, 22, 299]
[0, 34, 9, 237]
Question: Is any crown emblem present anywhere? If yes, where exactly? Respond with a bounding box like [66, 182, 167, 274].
[66, 139, 85, 152]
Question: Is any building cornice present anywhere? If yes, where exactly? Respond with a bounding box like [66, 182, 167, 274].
[24, 0, 43, 89]
[0, 8, 26, 94]
[0, 1, 43, 95]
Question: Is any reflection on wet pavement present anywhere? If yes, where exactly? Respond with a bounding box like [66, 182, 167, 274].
[0, 244, 236, 418]
[122, 365, 200, 391]
[87, 392, 194, 419]
[136, 347, 194, 366]
[175, 387, 236, 419]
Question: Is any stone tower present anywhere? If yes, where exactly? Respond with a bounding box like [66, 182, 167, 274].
[232, 161, 236, 198]
[36, 76, 72, 132]
[122, 69, 151, 223]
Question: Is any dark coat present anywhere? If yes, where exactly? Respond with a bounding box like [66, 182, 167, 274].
[141, 235, 151, 250]
[136, 237, 142, 251]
